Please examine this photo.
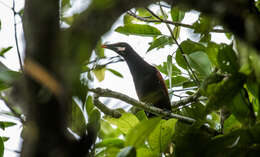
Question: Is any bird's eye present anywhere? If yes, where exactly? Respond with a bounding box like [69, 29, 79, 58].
[116, 47, 126, 51]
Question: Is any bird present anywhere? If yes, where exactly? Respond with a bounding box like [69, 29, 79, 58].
[102, 42, 171, 117]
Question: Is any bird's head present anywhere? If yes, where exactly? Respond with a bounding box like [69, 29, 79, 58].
[102, 42, 132, 57]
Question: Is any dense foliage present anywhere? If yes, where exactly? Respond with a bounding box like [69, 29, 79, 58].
[0, 0, 260, 157]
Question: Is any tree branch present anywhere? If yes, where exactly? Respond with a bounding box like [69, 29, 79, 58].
[89, 87, 219, 135]
[93, 94, 121, 118]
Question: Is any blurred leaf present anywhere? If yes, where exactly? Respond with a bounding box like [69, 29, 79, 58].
[192, 15, 213, 35]
[125, 117, 161, 147]
[166, 76, 189, 87]
[147, 36, 174, 52]
[115, 24, 161, 37]
[68, 100, 87, 135]
[93, 67, 106, 82]
[157, 62, 181, 76]
[173, 26, 181, 40]
[205, 42, 220, 67]
[0, 121, 16, 130]
[116, 146, 136, 157]
[123, 14, 136, 24]
[107, 68, 123, 78]
[217, 44, 239, 74]
[61, 0, 71, 8]
[176, 39, 205, 69]
[96, 147, 120, 157]
[96, 138, 124, 148]
[200, 33, 211, 42]
[177, 102, 206, 121]
[95, 40, 105, 58]
[99, 120, 122, 139]
[223, 115, 242, 134]
[85, 95, 94, 116]
[187, 51, 212, 78]
[171, 7, 185, 22]
[167, 55, 173, 89]
[0, 137, 3, 157]
[0, 46, 12, 58]
[136, 148, 158, 157]
[106, 113, 139, 134]
[135, 110, 148, 121]
[148, 119, 177, 153]
[87, 109, 101, 141]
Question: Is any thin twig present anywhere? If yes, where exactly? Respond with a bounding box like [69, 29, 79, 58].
[146, 6, 200, 86]
[127, 11, 226, 33]
[172, 90, 201, 108]
[12, 0, 23, 71]
[0, 94, 24, 123]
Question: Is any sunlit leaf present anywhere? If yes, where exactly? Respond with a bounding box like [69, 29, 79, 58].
[96, 138, 124, 148]
[115, 24, 161, 37]
[106, 113, 139, 134]
[148, 119, 177, 153]
[93, 67, 106, 82]
[116, 146, 136, 157]
[171, 7, 185, 22]
[107, 68, 123, 78]
[136, 148, 158, 157]
[125, 117, 161, 147]
[0, 121, 16, 130]
[147, 36, 174, 52]
[99, 120, 122, 139]
[0, 46, 12, 58]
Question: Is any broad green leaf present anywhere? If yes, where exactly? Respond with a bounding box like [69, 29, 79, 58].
[192, 15, 213, 35]
[205, 42, 219, 67]
[68, 100, 87, 135]
[188, 51, 212, 78]
[0, 137, 3, 157]
[87, 109, 101, 140]
[167, 55, 173, 89]
[171, 7, 185, 22]
[147, 36, 174, 52]
[148, 119, 177, 153]
[125, 117, 161, 147]
[175, 39, 206, 69]
[1, 137, 9, 142]
[99, 120, 122, 139]
[157, 62, 181, 76]
[106, 113, 139, 134]
[227, 90, 255, 127]
[107, 68, 123, 78]
[0, 46, 12, 57]
[137, 148, 158, 157]
[116, 146, 136, 157]
[123, 14, 136, 24]
[96, 138, 124, 148]
[205, 74, 245, 113]
[85, 95, 94, 116]
[217, 44, 239, 74]
[93, 67, 106, 82]
[223, 114, 242, 134]
[0, 121, 16, 130]
[177, 102, 206, 121]
[115, 24, 161, 37]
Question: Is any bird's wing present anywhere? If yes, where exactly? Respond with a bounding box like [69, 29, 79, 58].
[154, 67, 169, 98]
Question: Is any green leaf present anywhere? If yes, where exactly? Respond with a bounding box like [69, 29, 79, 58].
[0, 121, 16, 130]
[217, 44, 239, 74]
[205, 42, 219, 67]
[166, 76, 189, 87]
[223, 114, 242, 134]
[187, 51, 212, 78]
[106, 113, 139, 134]
[171, 7, 185, 22]
[157, 62, 181, 76]
[192, 15, 213, 35]
[0, 137, 3, 157]
[68, 100, 87, 135]
[147, 36, 174, 52]
[136, 148, 158, 157]
[173, 26, 181, 40]
[167, 55, 173, 89]
[123, 14, 136, 24]
[175, 39, 206, 69]
[0, 46, 12, 57]
[95, 39, 105, 58]
[135, 110, 148, 121]
[148, 119, 177, 153]
[107, 68, 123, 78]
[1, 137, 9, 142]
[85, 95, 94, 116]
[96, 147, 120, 157]
[115, 24, 161, 37]
[96, 138, 124, 148]
[99, 120, 122, 139]
[61, 0, 71, 8]
[87, 109, 101, 140]
[125, 117, 161, 147]
[116, 146, 136, 157]
[93, 67, 106, 82]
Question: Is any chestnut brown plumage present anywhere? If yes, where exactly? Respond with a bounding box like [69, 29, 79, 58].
[102, 42, 171, 116]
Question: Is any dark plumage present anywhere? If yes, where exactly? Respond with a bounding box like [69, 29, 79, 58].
[102, 42, 171, 116]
